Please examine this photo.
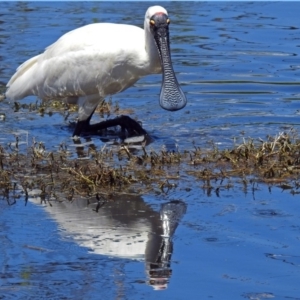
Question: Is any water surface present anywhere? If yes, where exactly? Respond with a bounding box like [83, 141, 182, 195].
[1, 2, 300, 299]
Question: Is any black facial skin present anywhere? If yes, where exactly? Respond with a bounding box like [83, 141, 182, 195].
[149, 13, 170, 42]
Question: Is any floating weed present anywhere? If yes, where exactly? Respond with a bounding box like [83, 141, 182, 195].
[1, 131, 300, 202]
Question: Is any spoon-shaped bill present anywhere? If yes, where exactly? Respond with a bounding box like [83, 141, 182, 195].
[154, 25, 187, 111]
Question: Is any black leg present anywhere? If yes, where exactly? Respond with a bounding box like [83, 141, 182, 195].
[73, 115, 147, 137]
[88, 115, 147, 135]
[73, 108, 96, 137]
[73, 119, 88, 137]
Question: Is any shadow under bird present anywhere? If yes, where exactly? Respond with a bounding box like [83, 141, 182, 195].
[6, 5, 187, 137]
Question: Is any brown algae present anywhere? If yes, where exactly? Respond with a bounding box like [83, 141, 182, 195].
[1, 130, 300, 204]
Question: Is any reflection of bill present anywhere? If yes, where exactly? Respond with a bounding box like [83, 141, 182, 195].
[146, 201, 187, 290]
[28, 194, 186, 290]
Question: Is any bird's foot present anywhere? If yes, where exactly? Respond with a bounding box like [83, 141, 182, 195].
[73, 115, 148, 138]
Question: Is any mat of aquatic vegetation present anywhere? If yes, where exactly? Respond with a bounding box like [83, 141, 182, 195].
[1, 128, 300, 204]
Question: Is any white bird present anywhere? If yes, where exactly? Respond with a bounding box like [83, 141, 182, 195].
[6, 5, 187, 137]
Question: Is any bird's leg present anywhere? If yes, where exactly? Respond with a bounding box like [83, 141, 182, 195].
[73, 115, 147, 137]
[87, 115, 147, 136]
[73, 119, 89, 137]
[73, 107, 97, 137]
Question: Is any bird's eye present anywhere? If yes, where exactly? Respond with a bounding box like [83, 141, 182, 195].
[167, 18, 170, 24]
[150, 19, 155, 26]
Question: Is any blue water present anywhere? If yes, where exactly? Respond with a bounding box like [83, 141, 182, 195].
[1, 1, 300, 299]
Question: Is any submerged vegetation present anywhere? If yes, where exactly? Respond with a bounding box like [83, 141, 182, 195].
[1, 128, 300, 204]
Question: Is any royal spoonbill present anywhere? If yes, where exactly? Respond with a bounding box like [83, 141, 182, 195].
[6, 5, 187, 137]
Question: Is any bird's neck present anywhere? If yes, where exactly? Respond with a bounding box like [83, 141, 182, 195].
[144, 23, 161, 73]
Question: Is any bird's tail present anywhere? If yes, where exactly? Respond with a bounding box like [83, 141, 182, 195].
[6, 54, 40, 101]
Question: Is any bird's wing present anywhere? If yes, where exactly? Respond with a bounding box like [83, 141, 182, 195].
[7, 23, 146, 101]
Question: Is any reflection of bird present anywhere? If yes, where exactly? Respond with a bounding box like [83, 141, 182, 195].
[147, 200, 187, 290]
[6, 6, 187, 137]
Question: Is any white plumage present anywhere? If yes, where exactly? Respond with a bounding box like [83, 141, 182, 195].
[6, 6, 187, 136]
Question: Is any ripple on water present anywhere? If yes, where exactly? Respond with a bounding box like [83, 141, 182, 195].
[1, 1, 300, 299]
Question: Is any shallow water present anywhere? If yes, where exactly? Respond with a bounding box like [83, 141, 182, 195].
[1, 1, 300, 299]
